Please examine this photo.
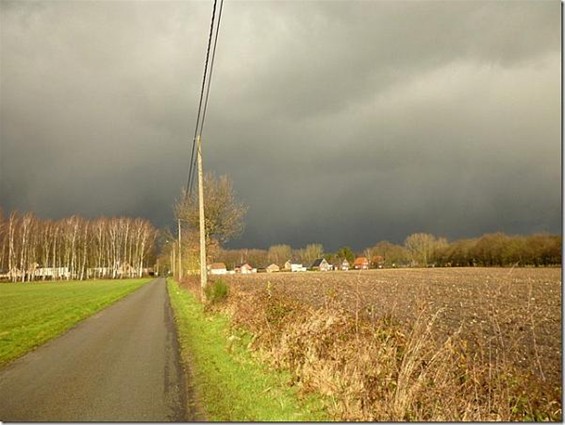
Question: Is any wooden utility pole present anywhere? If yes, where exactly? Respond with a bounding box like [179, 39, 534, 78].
[197, 134, 207, 298]
[177, 219, 182, 280]
[171, 244, 176, 278]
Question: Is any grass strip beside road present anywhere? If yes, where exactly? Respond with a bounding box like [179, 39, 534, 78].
[0, 278, 151, 366]
[167, 279, 329, 422]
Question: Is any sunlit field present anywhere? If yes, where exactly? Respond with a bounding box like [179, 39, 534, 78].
[0, 279, 150, 366]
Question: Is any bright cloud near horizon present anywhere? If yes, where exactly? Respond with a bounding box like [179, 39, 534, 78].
[0, 0, 561, 252]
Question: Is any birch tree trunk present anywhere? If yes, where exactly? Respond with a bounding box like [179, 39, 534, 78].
[8, 212, 17, 282]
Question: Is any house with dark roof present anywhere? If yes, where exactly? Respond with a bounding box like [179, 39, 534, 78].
[311, 258, 332, 271]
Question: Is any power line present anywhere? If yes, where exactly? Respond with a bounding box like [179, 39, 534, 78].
[188, 0, 225, 196]
[198, 0, 225, 139]
[186, 0, 224, 196]
[186, 0, 217, 196]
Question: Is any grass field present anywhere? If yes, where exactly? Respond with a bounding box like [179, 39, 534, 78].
[167, 278, 329, 421]
[183, 267, 562, 421]
[0, 278, 151, 366]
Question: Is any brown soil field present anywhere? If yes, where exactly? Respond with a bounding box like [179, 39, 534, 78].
[223, 267, 562, 387]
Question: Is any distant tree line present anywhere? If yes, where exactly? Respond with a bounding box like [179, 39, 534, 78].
[213, 232, 561, 269]
[0, 210, 158, 282]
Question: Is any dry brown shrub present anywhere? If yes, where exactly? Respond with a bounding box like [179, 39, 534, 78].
[183, 275, 561, 421]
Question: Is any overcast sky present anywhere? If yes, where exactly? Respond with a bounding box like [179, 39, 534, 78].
[0, 0, 561, 251]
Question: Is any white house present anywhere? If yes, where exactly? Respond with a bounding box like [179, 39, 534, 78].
[284, 259, 306, 272]
[209, 262, 228, 275]
[235, 263, 257, 274]
[291, 263, 307, 272]
[33, 267, 70, 279]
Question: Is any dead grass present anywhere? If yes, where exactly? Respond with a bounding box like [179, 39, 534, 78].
[182, 269, 562, 421]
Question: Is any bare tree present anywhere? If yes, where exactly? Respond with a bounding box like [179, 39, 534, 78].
[303, 243, 324, 266]
[19, 212, 36, 282]
[0, 208, 5, 272]
[175, 173, 247, 264]
[267, 244, 292, 266]
[404, 233, 433, 266]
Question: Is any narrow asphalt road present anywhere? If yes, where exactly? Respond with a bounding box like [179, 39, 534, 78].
[0, 278, 194, 422]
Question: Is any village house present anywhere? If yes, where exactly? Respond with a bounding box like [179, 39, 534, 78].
[117, 262, 136, 278]
[340, 259, 350, 271]
[266, 263, 280, 273]
[283, 259, 306, 272]
[311, 258, 332, 271]
[235, 263, 257, 274]
[35, 266, 71, 280]
[209, 262, 228, 275]
[0, 267, 24, 281]
[87, 267, 112, 279]
[372, 255, 385, 268]
[353, 257, 370, 270]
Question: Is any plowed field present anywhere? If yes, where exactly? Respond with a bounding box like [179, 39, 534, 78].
[223, 267, 561, 386]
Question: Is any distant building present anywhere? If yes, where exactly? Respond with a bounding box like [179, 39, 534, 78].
[353, 257, 370, 270]
[34, 267, 70, 280]
[340, 259, 350, 271]
[372, 255, 385, 268]
[311, 258, 332, 271]
[209, 262, 228, 275]
[283, 259, 306, 272]
[235, 263, 257, 274]
[292, 263, 307, 272]
[0, 267, 25, 280]
[87, 267, 112, 278]
[117, 262, 136, 278]
[266, 263, 280, 273]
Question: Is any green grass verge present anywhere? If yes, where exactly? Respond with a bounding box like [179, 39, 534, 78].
[167, 279, 330, 422]
[0, 278, 151, 366]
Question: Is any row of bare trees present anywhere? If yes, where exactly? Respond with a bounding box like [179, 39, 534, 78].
[0, 210, 158, 282]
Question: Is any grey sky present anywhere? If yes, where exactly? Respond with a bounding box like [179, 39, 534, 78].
[0, 0, 561, 252]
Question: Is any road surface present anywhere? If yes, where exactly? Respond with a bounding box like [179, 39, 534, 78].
[0, 278, 196, 422]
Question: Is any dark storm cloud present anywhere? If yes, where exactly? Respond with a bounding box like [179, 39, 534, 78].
[0, 0, 561, 251]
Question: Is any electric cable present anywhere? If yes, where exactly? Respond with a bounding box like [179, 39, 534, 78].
[188, 0, 225, 195]
[186, 0, 219, 196]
